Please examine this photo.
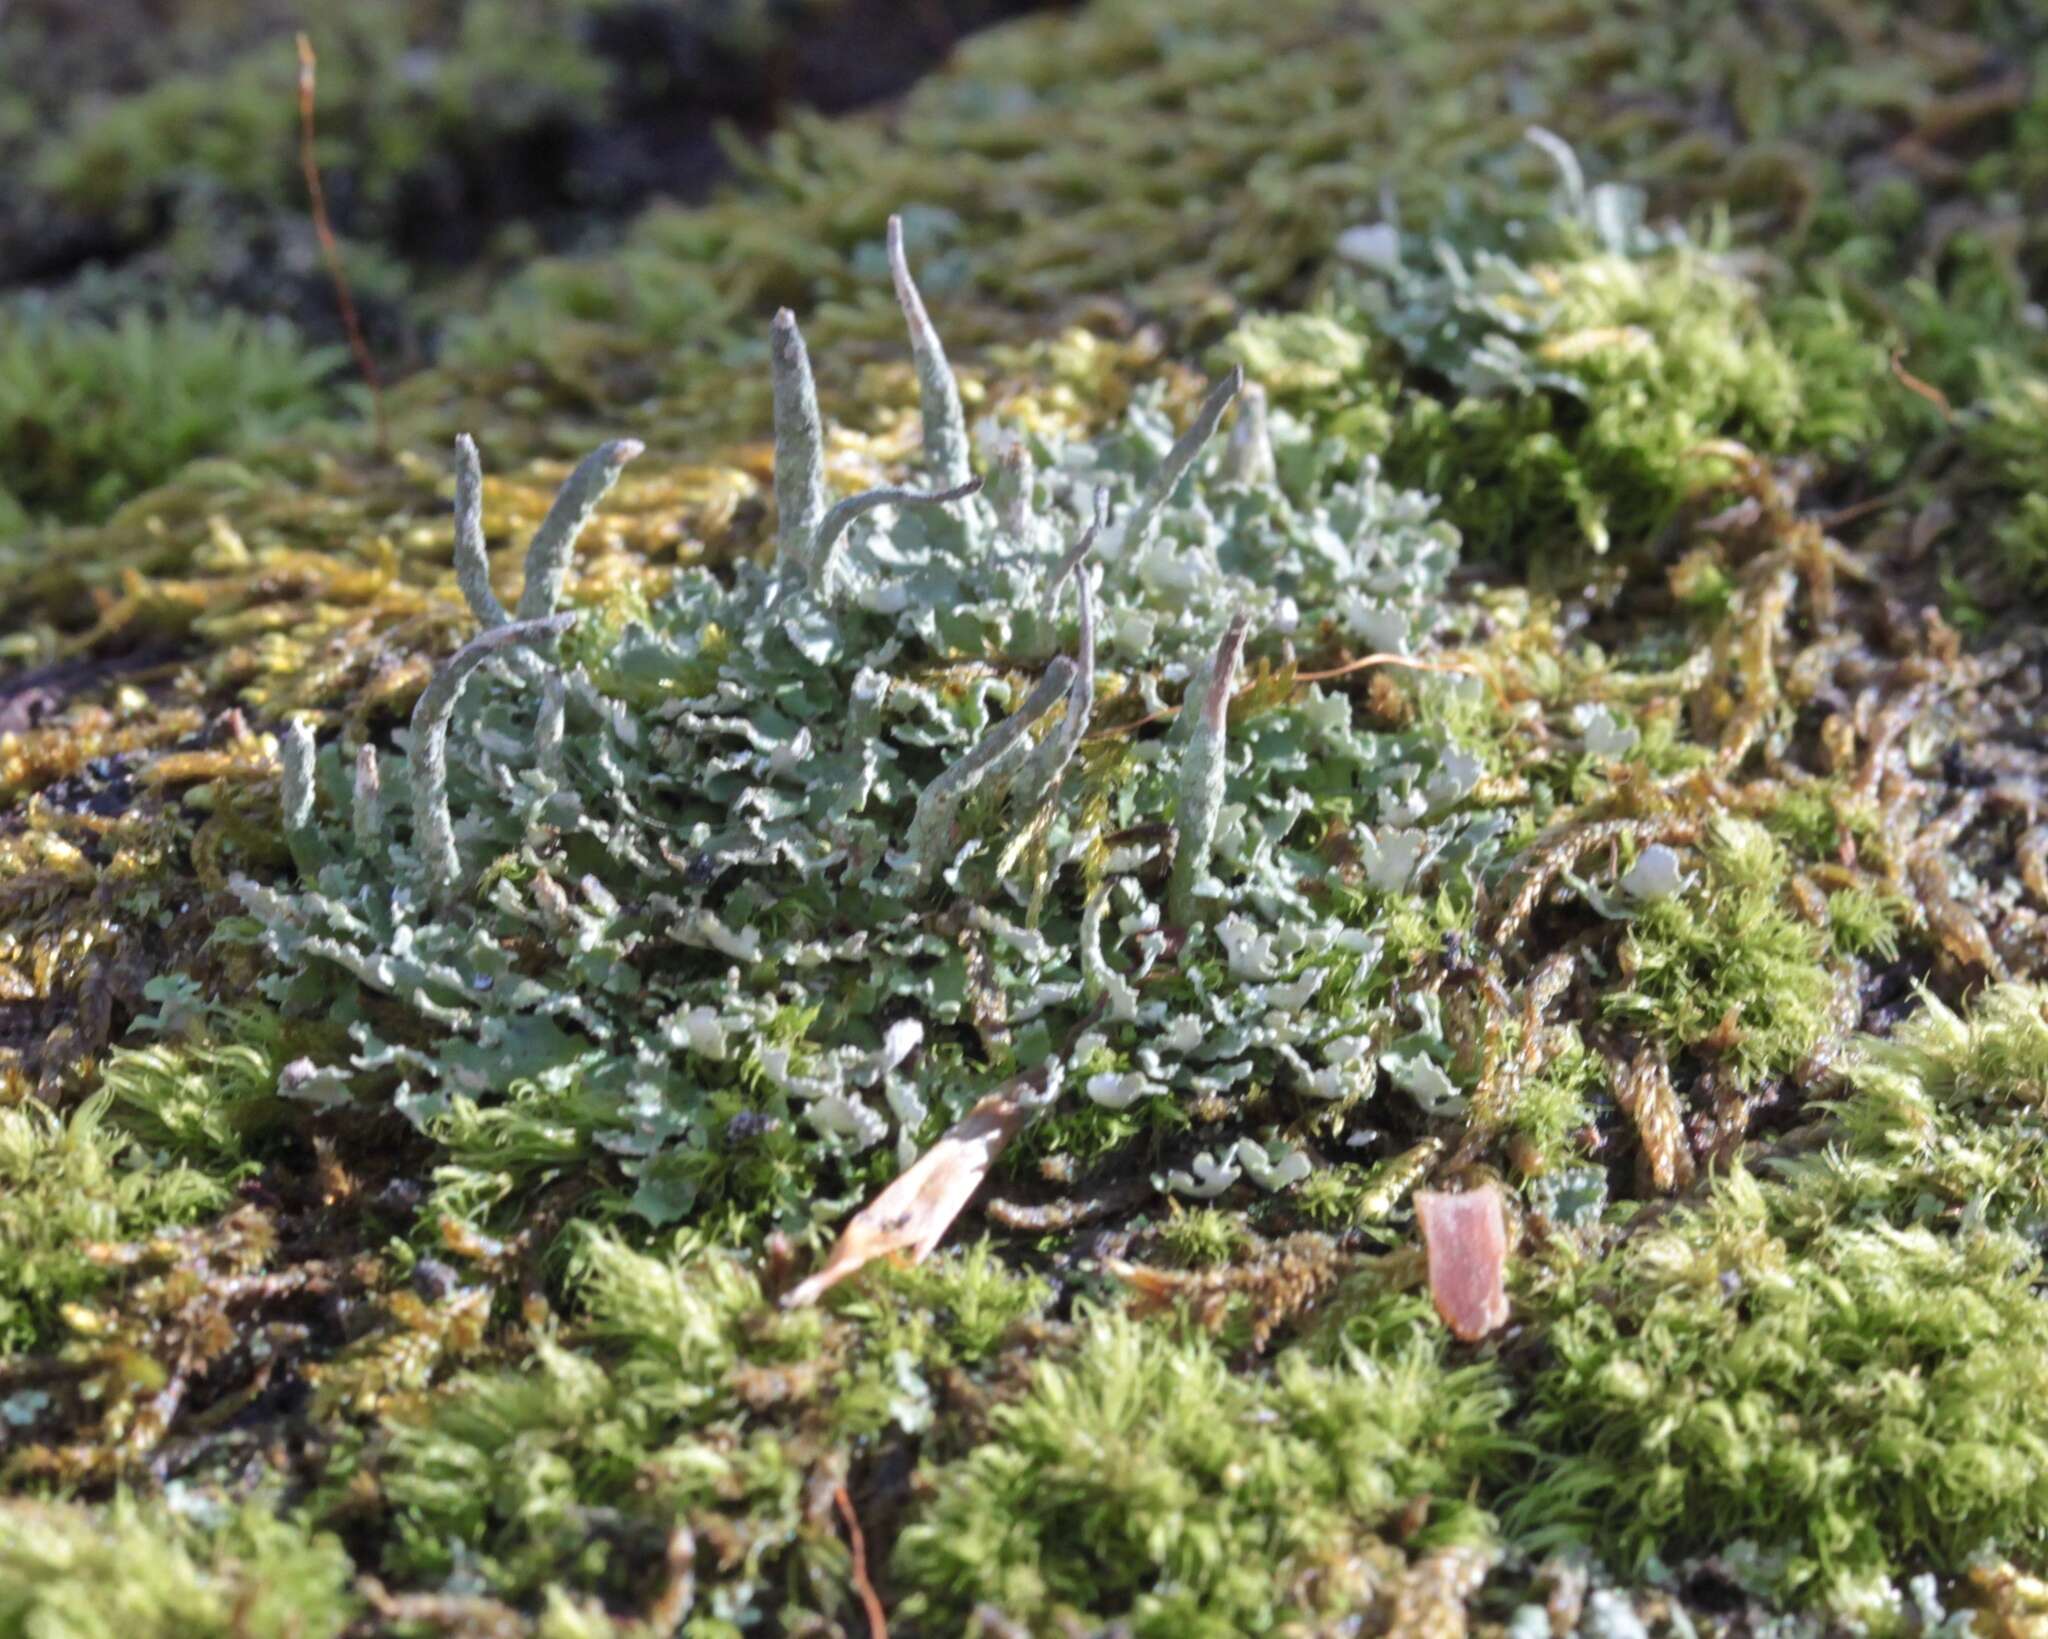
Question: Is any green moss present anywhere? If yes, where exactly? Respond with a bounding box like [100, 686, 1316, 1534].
[0, 1493, 357, 1639]
[355, 1226, 900, 1622]
[0, 1094, 231, 1354]
[0, 304, 338, 527]
[1515, 1174, 2048, 1616]
[1505, 1023, 1601, 1171]
[1155, 1206, 1251, 1266]
[1823, 983, 2048, 1237]
[1967, 365, 2048, 595]
[1824, 887, 1905, 964]
[31, 2, 612, 223]
[862, 1241, 1053, 1365]
[1228, 198, 1887, 571]
[893, 1300, 1512, 1636]
[98, 999, 297, 1169]
[1604, 820, 1836, 1087]
[1510, 986, 2048, 1617]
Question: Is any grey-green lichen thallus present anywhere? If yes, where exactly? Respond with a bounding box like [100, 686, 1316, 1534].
[230, 208, 1473, 1230]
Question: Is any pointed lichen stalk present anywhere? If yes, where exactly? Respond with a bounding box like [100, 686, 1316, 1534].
[1221, 380, 1276, 487]
[995, 442, 1035, 542]
[280, 717, 321, 874]
[1013, 566, 1093, 817]
[771, 308, 829, 574]
[1015, 494, 1107, 815]
[281, 718, 317, 835]
[453, 433, 642, 628]
[412, 615, 577, 898]
[1120, 366, 1242, 556]
[351, 743, 382, 855]
[453, 434, 509, 627]
[1167, 610, 1251, 926]
[887, 213, 972, 490]
[905, 657, 1078, 886]
[1043, 488, 1109, 614]
[516, 439, 644, 621]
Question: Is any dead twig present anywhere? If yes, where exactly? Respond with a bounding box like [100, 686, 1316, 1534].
[297, 33, 388, 457]
[836, 1483, 890, 1639]
[1087, 650, 1493, 742]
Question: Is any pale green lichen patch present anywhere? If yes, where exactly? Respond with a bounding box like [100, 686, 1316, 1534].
[224, 226, 1483, 1234]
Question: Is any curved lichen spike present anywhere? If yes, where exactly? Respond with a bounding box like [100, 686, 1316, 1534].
[1043, 489, 1110, 614]
[453, 434, 509, 628]
[905, 657, 1077, 886]
[1221, 381, 1276, 487]
[887, 213, 972, 490]
[1014, 554, 1094, 817]
[1525, 124, 1586, 214]
[1121, 366, 1243, 555]
[351, 743, 383, 855]
[412, 614, 577, 897]
[771, 308, 829, 574]
[281, 718, 317, 835]
[1167, 610, 1251, 926]
[515, 439, 643, 621]
[280, 717, 324, 876]
[808, 476, 984, 596]
[535, 670, 567, 781]
[994, 442, 1035, 542]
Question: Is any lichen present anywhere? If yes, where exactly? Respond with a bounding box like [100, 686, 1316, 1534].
[224, 220, 1479, 1230]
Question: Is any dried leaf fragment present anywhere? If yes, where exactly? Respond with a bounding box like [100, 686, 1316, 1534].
[1415, 1187, 1509, 1342]
[784, 1070, 1047, 1307]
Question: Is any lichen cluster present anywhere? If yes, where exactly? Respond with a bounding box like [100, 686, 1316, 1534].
[230, 221, 1478, 1233]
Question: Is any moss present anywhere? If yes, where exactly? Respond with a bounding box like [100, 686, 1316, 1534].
[892, 1300, 1512, 1636]
[0, 303, 339, 527]
[861, 1240, 1052, 1365]
[0, 1493, 358, 1639]
[1514, 1178, 2048, 1617]
[1604, 820, 1838, 1089]
[29, 2, 613, 224]
[1227, 209, 1888, 571]
[0, 1094, 230, 1355]
[355, 1227, 867, 1621]
[1822, 984, 2048, 1238]
[98, 997, 297, 1168]
[1504, 1023, 1601, 1173]
[1155, 1206, 1251, 1267]
[1508, 986, 2048, 1616]
[1967, 365, 2048, 595]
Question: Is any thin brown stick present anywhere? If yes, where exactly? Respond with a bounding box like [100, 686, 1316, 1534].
[297, 33, 388, 457]
[835, 1483, 890, 1639]
[1889, 349, 1952, 420]
[1814, 489, 1904, 531]
[1085, 650, 1494, 741]
[1292, 649, 1491, 691]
